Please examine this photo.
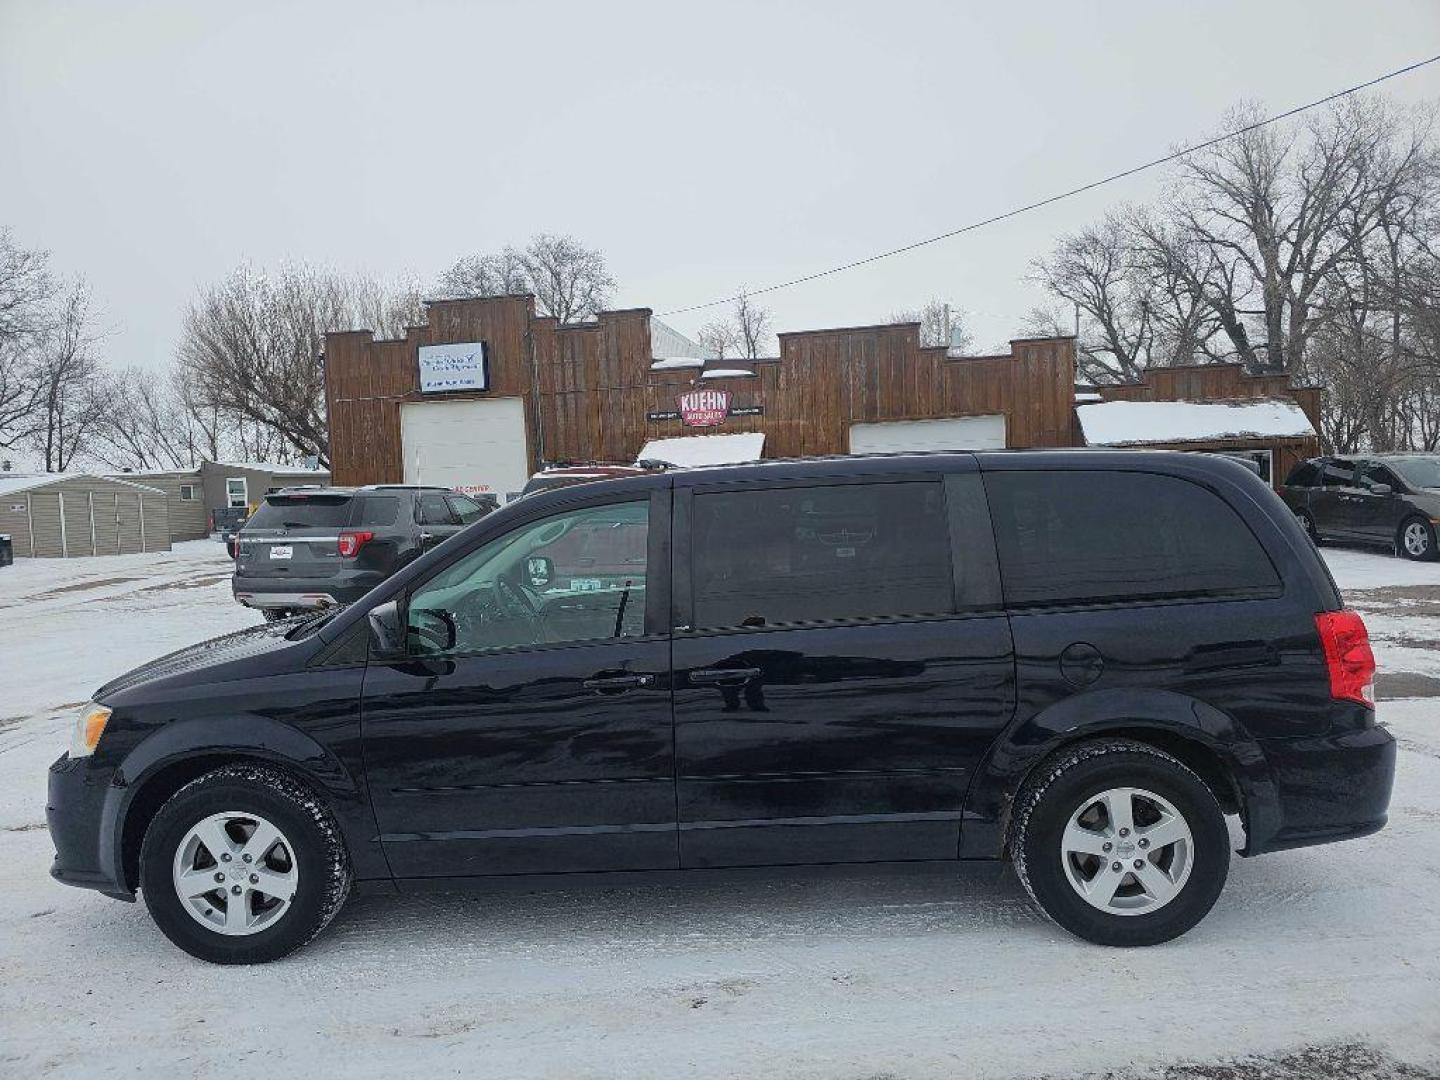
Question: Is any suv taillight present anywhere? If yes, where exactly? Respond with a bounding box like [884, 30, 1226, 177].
[337, 530, 374, 558]
[1315, 610, 1376, 706]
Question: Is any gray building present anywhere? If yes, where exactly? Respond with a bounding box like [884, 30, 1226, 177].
[108, 460, 329, 542]
[0, 473, 171, 558]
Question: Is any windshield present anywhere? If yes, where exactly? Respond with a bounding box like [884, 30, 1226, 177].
[244, 495, 354, 530]
[1388, 456, 1440, 489]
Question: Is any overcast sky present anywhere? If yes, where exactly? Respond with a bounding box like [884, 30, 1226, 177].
[3, 0, 1439, 371]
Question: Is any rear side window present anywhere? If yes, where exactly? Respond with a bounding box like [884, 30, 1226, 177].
[245, 495, 354, 530]
[1284, 461, 1320, 488]
[416, 492, 456, 525]
[984, 471, 1280, 607]
[1321, 460, 1356, 487]
[354, 496, 400, 527]
[690, 481, 953, 629]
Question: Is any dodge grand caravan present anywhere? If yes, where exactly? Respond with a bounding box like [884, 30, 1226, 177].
[47, 452, 1394, 963]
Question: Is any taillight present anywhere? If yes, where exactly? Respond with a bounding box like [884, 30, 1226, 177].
[337, 530, 374, 558]
[1314, 610, 1376, 706]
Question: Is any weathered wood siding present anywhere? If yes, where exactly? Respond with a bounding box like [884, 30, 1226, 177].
[325, 296, 1079, 485]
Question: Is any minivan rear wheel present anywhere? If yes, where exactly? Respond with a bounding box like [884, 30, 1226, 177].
[1398, 517, 1437, 561]
[139, 764, 351, 964]
[1011, 739, 1229, 946]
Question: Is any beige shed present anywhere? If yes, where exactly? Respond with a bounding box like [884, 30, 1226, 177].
[0, 474, 171, 558]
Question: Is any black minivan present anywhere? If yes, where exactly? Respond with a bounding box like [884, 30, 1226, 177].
[47, 452, 1394, 963]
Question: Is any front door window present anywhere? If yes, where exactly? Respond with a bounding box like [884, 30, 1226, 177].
[407, 501, 649, 655]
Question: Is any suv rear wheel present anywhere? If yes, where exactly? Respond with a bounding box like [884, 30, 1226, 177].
[1011, 739, 1230, 946]
[139, 764, 351, 964]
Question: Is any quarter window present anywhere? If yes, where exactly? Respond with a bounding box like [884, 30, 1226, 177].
[984, 471, 1280, 607]
[408, 501, 649, 655]
[689, 481, 953, 630]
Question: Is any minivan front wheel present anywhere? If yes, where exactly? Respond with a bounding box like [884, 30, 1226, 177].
[1011, 739, 1229, 946]
[139, 764, 351, 964]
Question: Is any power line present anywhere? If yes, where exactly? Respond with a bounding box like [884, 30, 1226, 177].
[659, 53, 1440, 318]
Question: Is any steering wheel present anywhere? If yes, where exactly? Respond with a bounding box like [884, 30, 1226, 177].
[450, 577, 542, 647]
[495, 575, 541, 624]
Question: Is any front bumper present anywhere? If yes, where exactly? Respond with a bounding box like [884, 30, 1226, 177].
[47, 754, 132, 900]
[1247, 724, 1396, 855]
[232, 572, 383, 609]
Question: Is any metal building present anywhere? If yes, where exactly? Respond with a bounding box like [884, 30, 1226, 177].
[0, 474, 171, 558]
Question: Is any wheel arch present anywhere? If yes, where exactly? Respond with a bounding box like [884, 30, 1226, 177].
[110, 717, 375, 896]
[958, 688, 1281, 859]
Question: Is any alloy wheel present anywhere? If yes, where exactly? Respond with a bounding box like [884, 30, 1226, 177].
[1060, 787, 1194, 916]
[1403, 521, 1431, 558]
[171, 810, 299, 936]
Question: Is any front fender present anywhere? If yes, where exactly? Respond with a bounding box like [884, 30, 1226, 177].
[104, 709, 388, 894]
[958, 687, 1281, 859]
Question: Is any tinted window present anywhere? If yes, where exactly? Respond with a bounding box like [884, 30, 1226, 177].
[354, 495, 400, 526]
[985, 471, 1279, 607]
[1321, 460, 1356, 487]
[690, 481, 952, 629]
[244, 495, 354, 529]
[1356, 463, 1398, 491]
[408, 501, 648, 654]
[416, 492, 456, 525]
[447, 494, 490, 524]
[1284, 461, 1320, 488]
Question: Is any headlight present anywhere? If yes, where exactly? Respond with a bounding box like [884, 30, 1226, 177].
[69, 702, 112, 758]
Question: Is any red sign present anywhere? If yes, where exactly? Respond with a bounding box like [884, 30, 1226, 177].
[678, 388, 731, 427]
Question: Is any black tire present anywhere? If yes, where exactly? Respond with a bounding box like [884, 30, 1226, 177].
[261, 608, 293, 623]
[139, 764, 351, 964]
[1397, 516, 1438, 562]
[1011, 739, 1229, 947]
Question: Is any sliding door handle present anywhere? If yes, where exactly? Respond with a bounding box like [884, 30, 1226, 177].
[688, 667, 762, 686]
[582, 673, 653, 693]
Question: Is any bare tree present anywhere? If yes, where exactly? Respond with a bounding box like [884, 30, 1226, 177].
[436, 234, 615, 324]
[697, 318, 741, 360]
[1170, 98, 1432, 375]
[732, 291, 775, 360]
[0, 229, 54, 449]
[31, 280, 109, 471]
[889, 298, 974, 352]
[178, 262, 417, 468]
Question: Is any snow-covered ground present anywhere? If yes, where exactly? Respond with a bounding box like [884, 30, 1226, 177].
[0, 541, 1437, 1079]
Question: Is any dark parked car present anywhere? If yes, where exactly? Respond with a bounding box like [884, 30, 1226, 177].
[49, 452, 1392, 963]
[1282, 454, 1440, 561]
[231, 485, 497, 619]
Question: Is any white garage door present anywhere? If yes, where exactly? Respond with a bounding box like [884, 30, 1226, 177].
[848, 415, 1007, 453]
[401, 397, 529, 499]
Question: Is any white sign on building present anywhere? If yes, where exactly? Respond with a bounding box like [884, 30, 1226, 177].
[418, 341, 489, 393]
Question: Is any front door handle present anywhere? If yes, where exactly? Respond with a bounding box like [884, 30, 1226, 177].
[689, 667, 762, 686]
[582, 673, 654, 693]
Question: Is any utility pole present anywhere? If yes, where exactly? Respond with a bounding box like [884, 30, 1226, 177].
[1074, 302, 1081, 339]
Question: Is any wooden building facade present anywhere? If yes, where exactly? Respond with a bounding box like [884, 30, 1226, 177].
[324, 294, 1078, 493]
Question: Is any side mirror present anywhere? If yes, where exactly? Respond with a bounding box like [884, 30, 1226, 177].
[1369, 483, 1393, 496]
[525, 555, 555, 589]
[367, 599, 405, 656]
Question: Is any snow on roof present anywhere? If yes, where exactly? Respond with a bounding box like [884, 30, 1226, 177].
[636, 432, 766, 468]
[211, 461, 329, 474]
[0, 473, 166, 497]
[700, 367, 756, 379]
[650, 357, 705, 371]
[1076, 398, 1317, 446]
